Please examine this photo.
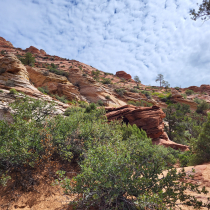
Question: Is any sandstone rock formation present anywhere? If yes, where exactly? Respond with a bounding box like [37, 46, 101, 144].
[26, 66, 85, 101]
[40, 49, 46, 56]
[25, 46, 40, 54]
[0, 37, 14, 48]
[105, 105, 189, 151]
[68, 67, 127, 106]
[116, 71, 132, 80]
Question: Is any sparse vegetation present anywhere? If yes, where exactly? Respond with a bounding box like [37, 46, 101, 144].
[47, 63, 69, 77]
[19, 52, 35, 66]
[38, 86, 49, 95]
[185, 89, 194, 96]
[115, 88, 126, 97]
[101, 78, 112, 84]
[9, 88, 18, 95]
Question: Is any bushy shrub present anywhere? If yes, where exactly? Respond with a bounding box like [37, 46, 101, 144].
[196, 100, 209, 114]
[174, 86, 180, 90]
[101, 78, 111, 84]
[9, 88, 18, 95]
[105, 95, 110, 100]
[130, 88, 140, 93]
[57, 125, 207, 209]
[38, 86, 49, 95]
[19, 52, 35, 66]
[185, 89, 194, 96]
[97, 99, 104, 106]
[194, 97, 202, 104]
[115, 88, 126, 97]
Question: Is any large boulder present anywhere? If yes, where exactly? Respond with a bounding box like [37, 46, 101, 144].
[105, 105, 189, 151]
[116, 71, 132, 80]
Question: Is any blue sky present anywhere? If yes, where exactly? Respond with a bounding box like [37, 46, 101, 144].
[0, 0, 209, 87]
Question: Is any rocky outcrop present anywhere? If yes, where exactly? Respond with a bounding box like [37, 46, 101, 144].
[25, 46, 40, 54]
[105, 105, 189, 151]
[185, 85, 210, 94]
[0, 37, 14, 48]
[116, 71, 132, 80]
[26, 66, 84, 101]
[68, 67, 126, 106]
[40, 49, 46, 56]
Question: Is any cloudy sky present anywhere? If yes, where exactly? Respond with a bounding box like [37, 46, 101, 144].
[0, 0, 209, 87]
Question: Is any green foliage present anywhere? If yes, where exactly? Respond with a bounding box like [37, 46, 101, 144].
[0, 89, 3, 93]
[53, 94, 69, 103]
[115, 88, 126, 97]
[78, 101, 88, 108]
[19, 52, 35, 66]
[85, 103, 97, 113]
[190, 114, 210, 164]
[1, 50, 5, 55]
[38, 86, 49, 95]
[141, 90, 151, 99]
[196, 100, 210, 114]
[134, 75, 141, 85]
[91, 70, 100, 80]
[127, 100, 152, 107]
[174, 86, 180, 90]
[194, 97, 203, 104]
[101, 78, 112, 84]
[97, 99, 104, 106]
[155, 74, 164, 87]
[190, 0, 210, 21]
[9, 88, 18, 95]
[163, 103, 208, 146]
[130, 88, 140, 93]
[47, 63, 69, 77]
[105, 95, 110, 100]
[57, 126, 208, 209]
[185, 89, 194, 96]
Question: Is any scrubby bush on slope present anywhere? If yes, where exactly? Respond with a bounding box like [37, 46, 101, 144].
[0, 96, 209, 208]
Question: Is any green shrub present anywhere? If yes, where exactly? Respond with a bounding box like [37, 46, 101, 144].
[78, 101, 88, 108]
[0, 90, 3, 93]
[196, 100, 209, 114]
[19, 52, 35, 66]
[185, 89, 194, 96]
[115, 88, 126, 97]
[105, 95, 110, 100]
[38, 86, 49, 95]
[1, 50, 5, 55]
[97, 99, 104, 106]
[57, 126, 207, 209]
[101, 78, 111, 84]
[54, 94, 68, 103]
[9, 88, 18, 95]
[141, 90, 151, 99]
[130, 88, 140, 93]
[174, 87, 180, 90]
[194, 97, 202, 104]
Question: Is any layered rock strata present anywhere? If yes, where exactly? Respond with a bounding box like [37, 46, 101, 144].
[105, 105, 189, 151]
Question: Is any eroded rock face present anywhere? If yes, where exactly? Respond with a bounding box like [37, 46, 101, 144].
[116, 71, 132, 80]
[25, 46, 40, 54]
[105, 105, 189, 151]
[26, 66, 84, 101]
[68, 67, 126, 106]
[0, 37, 14, 48]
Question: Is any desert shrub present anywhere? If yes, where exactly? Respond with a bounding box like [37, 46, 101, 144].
[196, 100, 209, 114]
[54, 94, 68, 103]
[190, 114, 210, 164]
[57, 126, 207, 209]
[47, 63, 69, 77]
[101, 78, 111, 84]
[1, 50, 5, 55]
[97, 99, 104, 106]
[82, 73, 87, 77]
[78, 101, 89, 108]
[85, 103, 97, 113]
[185, 89, 194, 96]
[0, 90, 3, 93]
[141, 90, 151, 99]
[105, 95, 110, 100]
[38, 86, 49, 95]
[115, 88, 126, 97]
[194, 97, 202, 104]
[19, 52, 35, 66]
[9, 88, 18, 95]
[130, 88, 140, 93]
[174, 86, 180, 90]
[43, 71, 49, 76]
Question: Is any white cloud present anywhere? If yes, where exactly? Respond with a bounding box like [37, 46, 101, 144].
[0, 0, 209, 87]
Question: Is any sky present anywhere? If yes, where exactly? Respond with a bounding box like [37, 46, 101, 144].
[0, 0, 209, 88]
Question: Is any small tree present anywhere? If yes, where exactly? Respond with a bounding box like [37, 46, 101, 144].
[162, 80, 170, 90]
[190, 0, 210, 21]
[134, 75, 141, 87]
[155, 74, 164, 87]
[20, 52, 35, 66]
